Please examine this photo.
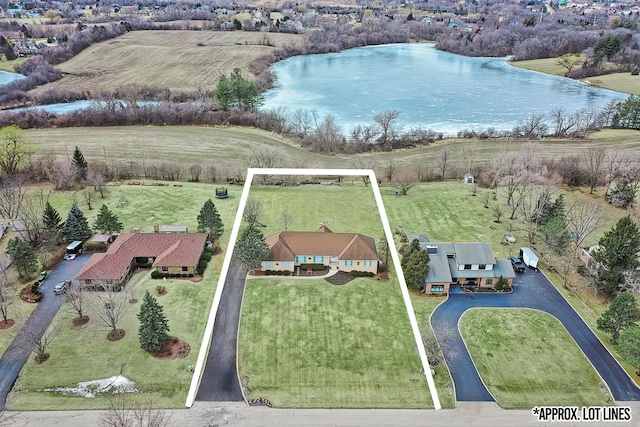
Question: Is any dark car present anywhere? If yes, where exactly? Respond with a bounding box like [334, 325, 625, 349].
[509, 256, 526, 273]
[54, 280, 71, 295]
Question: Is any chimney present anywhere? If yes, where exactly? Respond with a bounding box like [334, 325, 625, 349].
[154, 222, 159, 233]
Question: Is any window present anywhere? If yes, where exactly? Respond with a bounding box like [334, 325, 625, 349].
[106, 279, 113, 285]
[486, 279, 493, 285]
[345, 260, 353, 266]
[503, 278, 509, 284]
[464, 264, 472, 270]
[364, 260, 372, 267]
[282, 262, 291, 268]
[295, 255, 306, 263]
[479, 264, 486, 270]
[264, 261, 274, 268]
[182, 266, 188, 271]
[430, 285, 444, 292]
[85, 279, 92, 285]
[313, 256, 324, 263]
[161, 266, 168, 272]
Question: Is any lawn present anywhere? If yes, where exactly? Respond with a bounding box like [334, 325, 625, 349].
[238, 277, 433, 408]
[459, 308, 613, 409]
[7, 264, 220, 410]
[33, 30, 304, 95]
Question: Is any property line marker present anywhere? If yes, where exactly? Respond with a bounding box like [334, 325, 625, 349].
[186, 168, 440, 410]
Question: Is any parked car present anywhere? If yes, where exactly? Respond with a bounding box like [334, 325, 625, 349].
[64, 253, 77, 261]
[37, 270, 48, 283]
[509, 256, 526, 273]
[54, 280, 71, 295]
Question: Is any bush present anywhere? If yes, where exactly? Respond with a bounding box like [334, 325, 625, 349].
[201, 252, 212, 262]
[151, 271, 160, 279]
[577, 265, 587, 277]
[264, 270, 273, 275]
[282, 270, 291, 276]
[350, 270, 358, 277]
[198, 260, 208, 270]
[155, 285, 167, 295]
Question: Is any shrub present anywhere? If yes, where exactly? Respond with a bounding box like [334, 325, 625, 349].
[350, 270, 358, 277]
[201, 252, 212, 262]
[198, 260, 208, 270]
[576, 265, 587, 277]
[299, 263, 325, 270]
[155, 285, 167, 296]
[282, 270, 291, 276]
[151, 271, 160, 279]
[264, 270, 273, 275]
[367, 272, 375, 277]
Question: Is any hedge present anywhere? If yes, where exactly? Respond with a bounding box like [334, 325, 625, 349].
[299, 263, 325, 270]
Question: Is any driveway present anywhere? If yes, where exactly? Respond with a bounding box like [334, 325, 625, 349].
[196, 263, 247, 401]
[431, 268, 640, 403]
[0, 254, 92, 409]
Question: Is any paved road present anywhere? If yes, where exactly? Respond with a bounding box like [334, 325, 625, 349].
[431, 268, 640, 402]
[0, 254, 91, 410]
[196, 263, 247, 401]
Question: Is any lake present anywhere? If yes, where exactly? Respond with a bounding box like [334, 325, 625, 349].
[0, 70, 25, 86]
[263, 43, 627, 136]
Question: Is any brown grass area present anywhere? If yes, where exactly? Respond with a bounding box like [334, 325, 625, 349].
[33, 30, 304, 95]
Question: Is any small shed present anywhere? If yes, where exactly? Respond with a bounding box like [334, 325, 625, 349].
[215, 187, 229, 199]
[87, 233, 112, 252]
[464, 172, 475, 185]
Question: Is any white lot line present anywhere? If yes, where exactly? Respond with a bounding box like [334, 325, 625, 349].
[186, 168, 440, 410]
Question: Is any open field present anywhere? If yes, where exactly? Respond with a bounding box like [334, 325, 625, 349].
[238, 277, 433, 408]
[7, 263, 220, 410]
[459, 309, 612, 409]
[511, 57, 640, 96]
[32, 31, 304, 95]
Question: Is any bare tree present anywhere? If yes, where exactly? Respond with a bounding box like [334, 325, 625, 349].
[584, 147, 605, 194]
[82, 188, 95, 210]
[280, 211, 294, 231]
[243, 198, 263, 228]
[188, 164, 202, 182]
[204, 164, 218, 183]
[18, 196, 45, 244]
[520, 185, 554, 245]
[413, 161, 430, 182]
[566, 200, 605, 254]
[289, 108, 313, 138]
[0, 265, 14, 326]
[65, 286, 88, 325]
[0, 173, 27, 220]
[31, 323, 57, 364]
[248, 149, 279, 184]
[383, 160, 396, 183]
[619, 270, 640, 294]
[492, 203, 504, 223]
[0, 126, 34, 175]
[557, 252, 576, 289]
[393, 176, 416, 195]
[482, 192, 491, 209]
[373, 110, 401, 145]
[91, 289, 129, 341]
[351, 158, 378, 187]
[99, 395, 171, 427]
[48, 160, 76, 191]
[87, 167, 107, 198]
[437, 146, 450, 180]
[604, 150, 627, 196]
[513, 113, 548, 138]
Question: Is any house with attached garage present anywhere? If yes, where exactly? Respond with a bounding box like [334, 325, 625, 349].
[262, 225, 378, 275]
[408, 234, 515, 294]
[77, 232, 208, 290]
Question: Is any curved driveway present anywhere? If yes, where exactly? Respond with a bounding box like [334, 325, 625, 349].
[0, 254, 91, 409]
[431, 268, 640, 403]
[196, 263, 246, 402]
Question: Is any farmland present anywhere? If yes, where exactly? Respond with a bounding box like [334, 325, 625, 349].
[32, 31, 304, 96]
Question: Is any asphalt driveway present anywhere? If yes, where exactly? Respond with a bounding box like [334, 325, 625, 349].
[431, 268, 640, 403]
[0, 254, 91, 409]
[196, 263, 247, 402]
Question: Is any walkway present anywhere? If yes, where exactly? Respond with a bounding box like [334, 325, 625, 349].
[431, 268, 640, 403]
[0, 254, 91, 409]
[196, 263, 247, 401]
[247, 268, 339, 280]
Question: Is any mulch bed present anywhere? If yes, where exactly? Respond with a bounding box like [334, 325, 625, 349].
[153, 337, 191, 359]
[72, 316, 90, 327]
[107, 329, 126, 341]
[35, 353, 50, 364]
[0, 319, 15, 329]
[325, 271, 355, 286]
[20, 285, 41, 303]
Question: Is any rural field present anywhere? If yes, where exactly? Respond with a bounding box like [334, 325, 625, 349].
[512, 57, 640, 96]
[32, 31, 304, 95]
[459, 309, 613, 409]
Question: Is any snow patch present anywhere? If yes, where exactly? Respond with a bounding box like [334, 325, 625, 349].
[43, 376, 139, 397]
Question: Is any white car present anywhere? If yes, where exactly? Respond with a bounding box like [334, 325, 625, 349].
[54, 280, 71, 295]
[64, 253, 77, 261]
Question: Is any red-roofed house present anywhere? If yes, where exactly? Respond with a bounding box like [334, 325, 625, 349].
[262, 226, 378, 274]
[77, 232, 208, 289]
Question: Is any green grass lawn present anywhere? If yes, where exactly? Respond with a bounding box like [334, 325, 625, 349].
[459, 309, 613, 409]
[0, 287, 39, 356]
[238, 277, 433, 408]
[7, 264, 219, 410]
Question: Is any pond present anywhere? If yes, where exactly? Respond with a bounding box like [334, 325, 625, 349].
[263, 43, 627, 136]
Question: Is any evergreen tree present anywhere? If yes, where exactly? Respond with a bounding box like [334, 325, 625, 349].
[494, 275, 504, 291]
[595, 216, 640, 296]
[93, 204, 123, 235]
[42, 201, 63, 231]
[214, 74, 233, 110]
[402, 248, 430, 291]
[214, 68, 264, 112]
[597, 293, 638, 344]
[64, 203, 92, 242]
[6, 237, 38, 277]
[401, 239, 421, 269]
[617, 326, 640, 375]
[72, 146, 88, 180]
[197, 199, 224, 240]
[3, 43, 16, 61]
[539, 194, 566, 226]
[234, 226, 270, 272]
[137, 291, 170, 353]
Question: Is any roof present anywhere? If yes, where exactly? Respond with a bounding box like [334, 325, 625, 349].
[91, 234, 111, 243]
[407, 233, 430, 245]
[78, 232, 207, 280]
[266, 230, 378, 261]
[451, 243, 496, 265]
[160, 225, 188, 233]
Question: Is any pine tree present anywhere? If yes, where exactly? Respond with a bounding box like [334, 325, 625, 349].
[6, 237, 38, 277]
[401, 239, 421, 269]
[597, 293, 638, 344]
[197, 199, 224, 240]
[64, 203, 92, 242]
[595, 216, 640, 295]
[72, 146, 88, 181]
[42, 201, 63, 231]
[495, 275, 504, 291]
[402, 248, 430, 291]
[617, 326, 640, 375]
[234, 226, 270, 272]
[137, 291, 170, 353]
[93, 204, 123, 235]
